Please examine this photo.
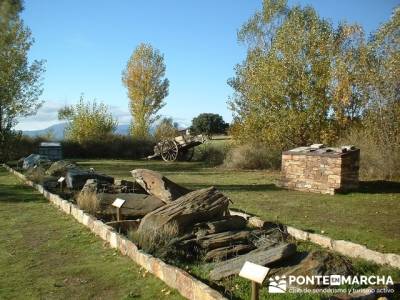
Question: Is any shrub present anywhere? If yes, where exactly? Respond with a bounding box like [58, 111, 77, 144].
[193, 142, 229, 166]
[223, 143, 281, 170]
[339, 127, 400, 180]
[61, 134, 154, 159]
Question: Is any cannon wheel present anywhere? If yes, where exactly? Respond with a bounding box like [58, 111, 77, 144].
[161, 140, 179, 162]
[178, 147, 195, 161]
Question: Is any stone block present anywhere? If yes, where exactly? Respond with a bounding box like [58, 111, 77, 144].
[136, 251, 152, 271]
[286, 226, 309, 241]
[108, 231, 119, 249]
[98, 224, 112, 241]
[92, 220, 105, 237]
[332, 240, 367, 259]
[161, 264, 178, 288]
[117, 235, 129, 256]
[60, 200, 71, 214]
[309, 233, 333, 249]
[150, 258, 167, 280]
[175, 270, 194, 299]
[125, 240, 139, 261]
[385, 253, 400, 269]
[36, 184, 44, 193]
[82, 213, 96, 230]
[70, 204, 80, 219]
[193, 282, 226, 300]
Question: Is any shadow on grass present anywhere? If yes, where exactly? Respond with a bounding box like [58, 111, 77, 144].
[0, 183, 45, 203]
[76, 160, 206, 174]
[357, 180, 400, 194]
[184, 183, 282, 192]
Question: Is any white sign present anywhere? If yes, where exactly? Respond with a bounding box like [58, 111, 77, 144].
[239, 261, 270, 284]
[112, 198, 126, 208]
[58, 177, 65, 183]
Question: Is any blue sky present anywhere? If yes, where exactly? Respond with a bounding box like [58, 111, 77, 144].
[17, 0, 399, 130]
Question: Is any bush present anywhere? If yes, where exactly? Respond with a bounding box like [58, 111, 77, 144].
[340, 127, 400, 180]
[62, 135, 155, 159]
[10, 134, 154, 161]
[223, 143, 281, 170]
[193, 142, 229, 166]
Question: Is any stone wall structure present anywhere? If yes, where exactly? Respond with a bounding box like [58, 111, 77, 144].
[281, 144, 360, 195]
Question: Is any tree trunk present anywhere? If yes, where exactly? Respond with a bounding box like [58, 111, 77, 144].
[98, 193, 165, 219]
[194, 215, 247, 235]
[181, 230, 258, 251]
[137, 187, 230, 235]
[131, 169, 190, 203]
[209, 243, 297, 281]
[204, 244, 255, 262]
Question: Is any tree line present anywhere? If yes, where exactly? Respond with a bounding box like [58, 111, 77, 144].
[1, 0, 398, 179]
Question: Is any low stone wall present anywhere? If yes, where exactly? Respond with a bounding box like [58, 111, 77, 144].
[4, 164, 399, 287]
[230, 210, 400, 269]
[3, 165, 226, 300]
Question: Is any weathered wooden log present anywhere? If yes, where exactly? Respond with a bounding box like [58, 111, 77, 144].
[204, 244, 255, 262]
[98, 193, 165, 219]
[131, 169, 190, 203]
[137, 187, 230, 235]
[194, 215, 247, 236]
[209, 243, 297, 281]
[181, 230, 255, 250]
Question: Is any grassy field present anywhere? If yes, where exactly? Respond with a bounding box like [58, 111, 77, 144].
[0, 168, 183, 300]
[74, 159, 400, 255]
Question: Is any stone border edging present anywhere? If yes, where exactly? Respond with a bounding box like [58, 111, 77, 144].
[229, 210, 400, 269]
[2, 165, 226, 300]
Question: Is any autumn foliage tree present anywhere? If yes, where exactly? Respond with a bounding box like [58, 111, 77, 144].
[228, 0, 369, 149]
[154, 117, 179, 141]
[122, 43, 169, 138]
[58, 96, 117, 143]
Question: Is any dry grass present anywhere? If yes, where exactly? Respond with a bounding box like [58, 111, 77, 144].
[128, 222, 180, 258]
[76, 190, 99, 214]
[25, 167, 46, 183]
[340, 127, 400, 180]
[223, 143, 281, 170]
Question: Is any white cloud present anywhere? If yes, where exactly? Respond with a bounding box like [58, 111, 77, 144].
[15, 100, 133, 131]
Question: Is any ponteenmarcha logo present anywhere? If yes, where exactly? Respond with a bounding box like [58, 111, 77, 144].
[268, 275, 287, 293]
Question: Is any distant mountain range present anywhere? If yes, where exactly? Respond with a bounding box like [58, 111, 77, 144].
[22, 122, 131, 140]
[22, 120, 188, 140]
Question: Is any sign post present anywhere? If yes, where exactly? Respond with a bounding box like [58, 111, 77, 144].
[239, 261, 270, 300]
[58, 177, 65, 192]
[112, 198, 126, 221]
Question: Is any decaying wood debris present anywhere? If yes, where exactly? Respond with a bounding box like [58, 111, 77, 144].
[137, 187, 230, 235]
[210, 243, 297, 280]
[131, 169, 190, 202]
[57, 167, 353, 283]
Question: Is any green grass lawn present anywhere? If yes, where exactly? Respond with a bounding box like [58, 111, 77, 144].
[74, 159, 400, 255]
[0, 168, 183, 300]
